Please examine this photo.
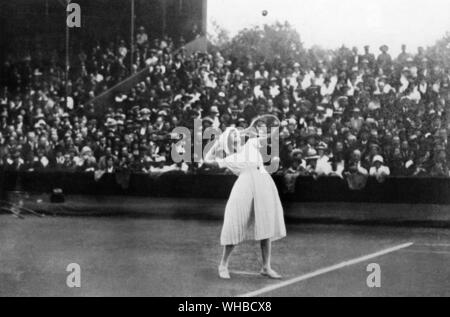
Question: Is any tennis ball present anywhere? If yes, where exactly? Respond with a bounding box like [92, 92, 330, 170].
[262, 10, 268, 16]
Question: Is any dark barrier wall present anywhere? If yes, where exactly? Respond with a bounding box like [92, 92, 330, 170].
[1, 171, 450, 204]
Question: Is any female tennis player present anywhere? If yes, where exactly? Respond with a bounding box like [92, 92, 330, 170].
[203, 116, 286, 280]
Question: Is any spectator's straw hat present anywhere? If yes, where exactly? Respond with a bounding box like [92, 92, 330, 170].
[409, 134, 418, 142]
[114, 113, 126, 120]
[210, 106, 219, 114]
[81, 146, 93, 156]
[380, 45, 389, 51]
[334, 96, 348, 109]
[306, 148, 319, 160]
[140, 108, 151, 115]
[34, 119, 47, 129]
[105, 118, 117, 127]
[291, 149, 303, 159]
[372, 155, 384, 164]
[316, 141, 328, 150]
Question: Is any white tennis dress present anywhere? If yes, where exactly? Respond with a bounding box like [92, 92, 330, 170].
[206, 134, 286, 246]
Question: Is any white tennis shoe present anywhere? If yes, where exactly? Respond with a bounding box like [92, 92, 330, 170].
[218, 265, 231, 279]
[260, 267, 282, 279]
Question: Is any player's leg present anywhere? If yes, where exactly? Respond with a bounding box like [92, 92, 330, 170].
[260, 239, 282, 279]
[218, 245, 235, 279]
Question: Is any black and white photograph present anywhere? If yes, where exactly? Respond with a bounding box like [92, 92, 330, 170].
[0, 0, 450, 300]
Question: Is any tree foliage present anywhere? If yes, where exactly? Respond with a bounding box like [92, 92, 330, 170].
[428, 32, 450, 68]
[212, 21, 305, 64]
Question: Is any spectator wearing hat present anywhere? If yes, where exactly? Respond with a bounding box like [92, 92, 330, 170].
[315, 142, 332, 176]
[269, 77, 281, 98]
[202, 106, 221, 130]
[283, 148, 307, 193]
[136, 26, 148, 48]
[362, 45, 376, 68]
[370, 155, 390, 182]
[377, 45, 392, 74]
[77, 146, 97, 172]
[305, 148, 320, 176]
[350, 108, 364, 132]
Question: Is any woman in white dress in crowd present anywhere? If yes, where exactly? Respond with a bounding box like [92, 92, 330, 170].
[202, 116, 286, 279]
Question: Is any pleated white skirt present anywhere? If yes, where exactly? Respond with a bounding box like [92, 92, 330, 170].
[220, 168, 286, 246]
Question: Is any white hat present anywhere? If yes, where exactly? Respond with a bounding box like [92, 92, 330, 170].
[105, 118, 117, 127]
[372, 155, 384, 164]
[34, 119, 47, 128]
[81, 146, 93, 156]
[306, 148, 319, 160]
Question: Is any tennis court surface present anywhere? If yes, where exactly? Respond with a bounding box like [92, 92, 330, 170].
[1, 199, 449, 297]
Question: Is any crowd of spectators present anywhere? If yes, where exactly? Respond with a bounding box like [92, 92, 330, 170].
[1, 28, 450, 181]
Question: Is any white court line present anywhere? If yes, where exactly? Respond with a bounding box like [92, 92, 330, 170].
[238, 242, 414, 297]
